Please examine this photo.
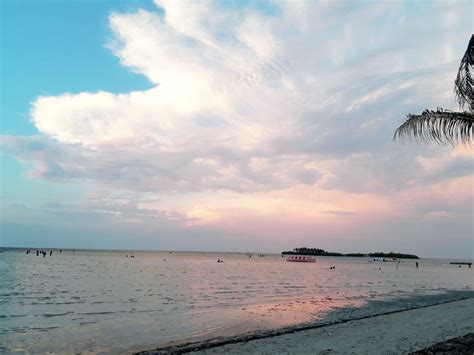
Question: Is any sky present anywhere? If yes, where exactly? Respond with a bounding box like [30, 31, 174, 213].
[0, 0, 473, 258]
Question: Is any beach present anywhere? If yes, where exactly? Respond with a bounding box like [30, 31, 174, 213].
[1, 249, 472, 353]
[147, 298, 473, 354]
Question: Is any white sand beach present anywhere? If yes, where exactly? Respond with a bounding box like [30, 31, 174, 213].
[193, 298, 474, 354]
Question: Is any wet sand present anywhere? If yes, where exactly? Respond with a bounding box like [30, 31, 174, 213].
[141, 297, 474, 354]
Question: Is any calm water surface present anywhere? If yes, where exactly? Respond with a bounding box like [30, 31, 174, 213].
[0, 249, 472, 353]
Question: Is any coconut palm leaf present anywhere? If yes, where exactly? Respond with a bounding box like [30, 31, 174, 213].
[454, 34, 474, 111]
[394, 35, 474, 146]
[394, 109, 473, 146]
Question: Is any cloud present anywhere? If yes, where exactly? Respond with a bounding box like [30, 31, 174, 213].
[5, 0, 471, 193]
[41, 198, 190, 226]
[1, 135, 324, 192]
[2, 1, 473, 255]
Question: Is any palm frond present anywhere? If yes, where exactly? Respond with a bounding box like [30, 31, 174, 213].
[454, 34, 474, 111]
[395, 35, 474, 146]
[393, 108, 473, 146]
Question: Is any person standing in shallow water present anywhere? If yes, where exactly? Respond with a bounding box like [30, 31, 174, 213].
[416, 262, 419, 269]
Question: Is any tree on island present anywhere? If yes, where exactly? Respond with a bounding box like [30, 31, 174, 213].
[282, 247, 419, 259]
[394, 35, 473, 146]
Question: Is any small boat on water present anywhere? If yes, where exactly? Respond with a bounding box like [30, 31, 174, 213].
[286, 255, 316, 262]
[373, 257, 398, 262]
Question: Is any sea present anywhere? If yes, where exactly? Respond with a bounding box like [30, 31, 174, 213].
[1, 248, 472, 353]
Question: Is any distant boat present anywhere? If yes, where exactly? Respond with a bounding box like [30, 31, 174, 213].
[373, 257, 398, 262]
[286, 255, 316, 262]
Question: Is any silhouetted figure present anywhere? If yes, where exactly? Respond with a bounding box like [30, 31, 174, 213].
[60, 249, 62, 253]
[36, 250, 39, 256]
[50, 250, 52, 256]
[415, 262, 419, 269]
[469, 264, 472, 269]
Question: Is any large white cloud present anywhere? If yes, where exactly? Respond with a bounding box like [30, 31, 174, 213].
[2, 0, 473, 253]
[11, 0, 469, 191]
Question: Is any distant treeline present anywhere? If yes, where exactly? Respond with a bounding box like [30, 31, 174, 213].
[368, 252, 419, 259]
[282, 247, 419, 259]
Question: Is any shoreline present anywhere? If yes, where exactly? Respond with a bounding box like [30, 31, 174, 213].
[3, 250, 472, 354]
[137, 296, 474, 354]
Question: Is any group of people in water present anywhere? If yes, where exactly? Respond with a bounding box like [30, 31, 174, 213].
[26, 249, 61, 257]
[246, 253, 266, 258]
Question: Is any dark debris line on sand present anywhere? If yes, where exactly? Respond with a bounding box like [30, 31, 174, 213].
[411, 333, 474, 355]
[135, 296, 473, 355]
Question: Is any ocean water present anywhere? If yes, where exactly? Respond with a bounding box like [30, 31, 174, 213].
[0, 248, 472, 353]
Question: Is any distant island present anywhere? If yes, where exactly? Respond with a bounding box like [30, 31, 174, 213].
[282, 247, 419, 259]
